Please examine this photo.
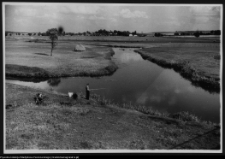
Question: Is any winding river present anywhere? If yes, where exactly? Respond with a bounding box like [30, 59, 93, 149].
[6, 48, 221, 123]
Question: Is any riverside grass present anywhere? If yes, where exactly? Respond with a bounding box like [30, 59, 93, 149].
[134, 44, 220, 93]
[5, 36, 220, 93]
[5, 83, 220, 150]
[5, 41, 118, 78]
[5, 36, 221, 149]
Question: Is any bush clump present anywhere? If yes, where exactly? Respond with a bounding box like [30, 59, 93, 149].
[169, 111, 200, 122]
[214, 55, 220, 60]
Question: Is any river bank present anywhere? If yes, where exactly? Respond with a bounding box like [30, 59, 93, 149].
[134, 43, 220, 93]
[5, 83, 220, 150]
[5, 42, 118, 78]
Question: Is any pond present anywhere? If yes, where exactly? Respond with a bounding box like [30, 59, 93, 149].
[6, 48, 221, 123]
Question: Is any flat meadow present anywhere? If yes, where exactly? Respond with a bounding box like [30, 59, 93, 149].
[5, 35, 221, 92]
[5, 35, 221, 150]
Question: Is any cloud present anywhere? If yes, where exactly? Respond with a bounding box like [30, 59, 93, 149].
[195, 16, 210, 23]
[189, 6, 221, 18]
[88, 15, 105, 20]
[119, 8, 148, 18]
[183, 6, 221, 29]
[14, 6, 39, 17]
[11, 4, 101, 19]
[60, 5, 101, 15]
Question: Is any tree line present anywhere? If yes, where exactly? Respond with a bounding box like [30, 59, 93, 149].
[5, 29, 138, 37]
[6, 29, 221, 37]
[174, 30, 221, 37]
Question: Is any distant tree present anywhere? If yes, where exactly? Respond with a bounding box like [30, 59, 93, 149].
[47, 28, 58, 56]
[28, 33, 32, 36]
[174, 31, 179, 36]
[58, 26, 65, 36]
[41, 32, 46, 36]
[113, 30, 118, 35]
[154, 33, 163, 37]
[132, 31, 137, 35]
[211, 30, 221, 35]
[194, 31, 200, 38]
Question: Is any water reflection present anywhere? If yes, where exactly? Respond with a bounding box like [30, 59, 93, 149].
[47, 78, 61, 87]
[113, 49, 143, 63]
[6, 48, 221, 123]
[6, 76, 48, 83]
[144, 57, 220, 94]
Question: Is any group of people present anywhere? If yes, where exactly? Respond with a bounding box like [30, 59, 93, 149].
[34, 83, 92, 105]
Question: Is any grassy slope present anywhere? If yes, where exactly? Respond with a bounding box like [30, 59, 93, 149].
[5, 36, 221, 150]
[5, 40, 118, 78]
[6, 83, 220, 150]
[134, 43, 220, 93]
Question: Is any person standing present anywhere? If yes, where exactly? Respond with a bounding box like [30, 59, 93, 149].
[86, 83, 90, 100]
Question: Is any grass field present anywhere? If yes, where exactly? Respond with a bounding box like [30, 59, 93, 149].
[5, 83, 220, 150]
[5, 39, 118, 78]
[6, 35, 220, 93]
[6, 34, 221, 43]
[134, 42, 220, 93]
[5, 35, 221, 150]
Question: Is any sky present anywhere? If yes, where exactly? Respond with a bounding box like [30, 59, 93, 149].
[4, 3, 222, 33]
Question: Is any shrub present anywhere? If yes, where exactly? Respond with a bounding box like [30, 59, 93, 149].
[169, 111, 200, 122]
[214, 55, 220, 60]
[194, 31, 200, 38]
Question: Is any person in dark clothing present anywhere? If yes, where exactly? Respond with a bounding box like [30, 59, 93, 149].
[86, 83, 90, 100]
[34, 93, 43, 105]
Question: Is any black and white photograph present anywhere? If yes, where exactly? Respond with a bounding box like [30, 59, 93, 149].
[3, 2, 222, 153]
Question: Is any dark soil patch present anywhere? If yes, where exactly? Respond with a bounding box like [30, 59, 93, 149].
[34, 53, 49, 56]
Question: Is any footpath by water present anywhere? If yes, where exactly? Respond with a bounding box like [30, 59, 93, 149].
[6, 48, 221, 123]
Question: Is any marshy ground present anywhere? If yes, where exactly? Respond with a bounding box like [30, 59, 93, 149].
[5, 35, 221, 150]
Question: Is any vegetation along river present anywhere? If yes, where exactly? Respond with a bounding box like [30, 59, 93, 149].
[6, 48, 221, 123]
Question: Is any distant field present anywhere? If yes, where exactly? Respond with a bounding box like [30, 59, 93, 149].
[5, 35, 221, 92]
[5, 35, 220, 43]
